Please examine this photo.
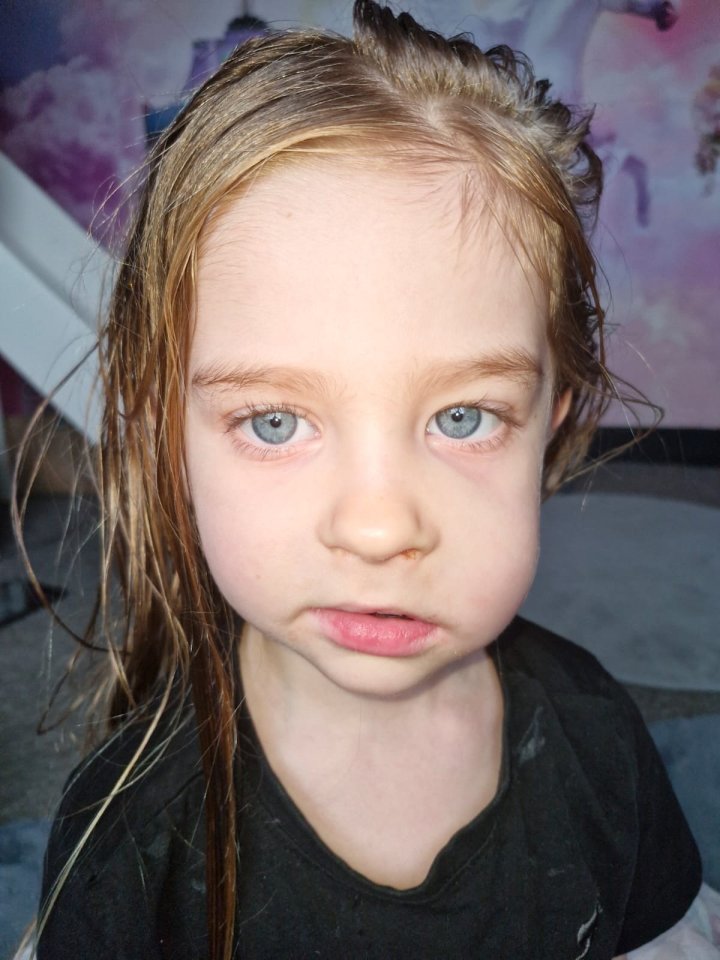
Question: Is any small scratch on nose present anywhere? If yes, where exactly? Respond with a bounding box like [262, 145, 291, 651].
[400, 548, 419, 560]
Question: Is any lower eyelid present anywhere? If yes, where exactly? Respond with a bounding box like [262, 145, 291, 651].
[428, 430, 501, 447]
[224, 407, 319, 458]
[426, 417, 515, 455]
[230, 437, 301, 460]
[459, 432, 508, 451]
[228, 430, 319, 461]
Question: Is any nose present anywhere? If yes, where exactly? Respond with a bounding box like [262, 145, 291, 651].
[319, 463, 439, 564]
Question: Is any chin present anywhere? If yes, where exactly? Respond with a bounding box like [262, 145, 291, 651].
[305, 643, 479, 701]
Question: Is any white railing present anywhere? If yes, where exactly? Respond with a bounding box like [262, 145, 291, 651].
[0, 153, 109, 493]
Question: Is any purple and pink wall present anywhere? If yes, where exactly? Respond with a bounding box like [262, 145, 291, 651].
[1, 0, 718, 430]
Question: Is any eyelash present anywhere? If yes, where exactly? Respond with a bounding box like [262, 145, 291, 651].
[429, 400, 519, 454]
[223, 400, 519, 459]
[224, 403, 314, 460]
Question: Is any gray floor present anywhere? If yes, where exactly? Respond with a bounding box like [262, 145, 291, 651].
[0, 461, 719, 826]
[565, 461, 720, 718]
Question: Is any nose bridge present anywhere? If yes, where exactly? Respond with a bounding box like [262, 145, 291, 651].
[319, 426, 437, 563]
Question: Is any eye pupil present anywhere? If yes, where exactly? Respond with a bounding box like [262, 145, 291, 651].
[450, 408, 464, 422]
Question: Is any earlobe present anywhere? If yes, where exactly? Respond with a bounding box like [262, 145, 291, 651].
[550, 388, 572, 433]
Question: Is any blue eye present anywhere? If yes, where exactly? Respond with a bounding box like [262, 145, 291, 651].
[229, 405, 316, 456]
[434, 406, 482, 439]
[250, 411, 298, 444]
[428, 405, 502, 443]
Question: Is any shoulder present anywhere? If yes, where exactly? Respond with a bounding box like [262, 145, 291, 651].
[498, 615, 626, 700]
[498, 617, 702, 953]
[48, 697, 203, 857]
[496, 615, 650, 797]
[39, 695, 205, 955]
[497, 614, 650, 752]
[497, 616, 660, 800]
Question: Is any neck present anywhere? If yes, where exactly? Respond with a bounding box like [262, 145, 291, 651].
[239, 623, 502, 761]
[239, 622, 505, 889]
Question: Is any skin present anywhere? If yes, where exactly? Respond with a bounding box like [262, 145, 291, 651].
[185, 160, 571, 888]
[184, 163, 686, 946]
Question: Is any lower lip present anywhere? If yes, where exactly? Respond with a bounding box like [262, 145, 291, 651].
[313, 609, 435, 657]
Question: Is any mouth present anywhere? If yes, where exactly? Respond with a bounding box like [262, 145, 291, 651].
[332, 605, 426, 621]
[313, 606, 436, 656]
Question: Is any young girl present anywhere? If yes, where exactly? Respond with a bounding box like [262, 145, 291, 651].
[27, 2, 711, 958]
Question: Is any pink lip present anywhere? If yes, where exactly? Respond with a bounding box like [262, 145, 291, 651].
[313, 607, 435, 657]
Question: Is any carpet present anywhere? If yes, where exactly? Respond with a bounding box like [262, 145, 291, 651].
[521, 494, 720, 691]
[0, 819, 49, 960]
[649, 714, 720, 891]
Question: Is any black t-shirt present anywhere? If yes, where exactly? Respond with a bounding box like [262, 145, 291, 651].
[38, 618, 701, 959]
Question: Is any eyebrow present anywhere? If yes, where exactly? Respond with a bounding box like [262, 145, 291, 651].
[191, 348, 544, 398]
[192, 363, 341, 398]
[412, 348, 544, 394]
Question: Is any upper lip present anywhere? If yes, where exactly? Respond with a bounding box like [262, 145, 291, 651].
[321, 604, 432, 622]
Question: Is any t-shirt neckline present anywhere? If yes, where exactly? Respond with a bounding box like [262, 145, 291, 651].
[236, 620, 518, 901]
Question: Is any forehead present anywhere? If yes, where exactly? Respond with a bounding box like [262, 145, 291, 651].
[192, 160, 549, 375]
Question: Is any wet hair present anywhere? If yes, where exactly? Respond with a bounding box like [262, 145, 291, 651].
[28, 2, 634, 956]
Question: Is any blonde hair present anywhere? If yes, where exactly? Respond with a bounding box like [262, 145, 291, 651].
[30, 2, 629, 956]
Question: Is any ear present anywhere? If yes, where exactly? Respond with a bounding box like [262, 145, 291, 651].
[550, 388, 572, 434]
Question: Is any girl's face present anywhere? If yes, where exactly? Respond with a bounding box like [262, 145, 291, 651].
[185, 161, 566, 699]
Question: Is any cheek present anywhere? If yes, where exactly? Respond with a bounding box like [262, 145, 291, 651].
[462, 511, 540, 644]
[187, 451, 309, 619]
[193, 502, 289, 625]
[445, 451, 543, 605]
[186, 450, 263, 599]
